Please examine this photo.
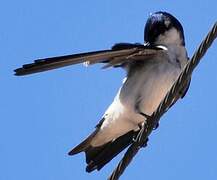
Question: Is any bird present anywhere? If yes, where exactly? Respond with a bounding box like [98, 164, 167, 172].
[14, 11, 191, 172]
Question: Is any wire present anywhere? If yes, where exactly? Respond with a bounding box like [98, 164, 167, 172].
[108, 22, 217, 180]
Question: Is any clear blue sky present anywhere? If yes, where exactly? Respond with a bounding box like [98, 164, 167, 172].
[1, 1, 217, 180]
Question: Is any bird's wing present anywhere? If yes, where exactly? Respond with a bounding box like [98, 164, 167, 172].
[14, 43, 166, 76]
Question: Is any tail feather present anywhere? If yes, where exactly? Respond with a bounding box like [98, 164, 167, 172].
[82, 130, 138, 172]
[68, 119, 139, 172]
[68, 129, 99, 155]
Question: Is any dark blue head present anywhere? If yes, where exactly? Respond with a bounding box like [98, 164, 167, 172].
[144, 12, 185, 46]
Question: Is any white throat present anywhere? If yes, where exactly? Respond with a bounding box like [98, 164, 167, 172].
[155, 28, 183, 45]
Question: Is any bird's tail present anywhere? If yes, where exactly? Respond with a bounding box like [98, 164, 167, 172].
[68, 130, 138, 172]
[68, 129, 99, 155]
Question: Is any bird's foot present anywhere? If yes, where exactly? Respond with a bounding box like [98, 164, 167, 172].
[132, 136, 148, 148]
[139, 112, 151, 119]
[139, 112, 159, 130]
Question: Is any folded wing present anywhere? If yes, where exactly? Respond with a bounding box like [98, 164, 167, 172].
[14, 43, 165, 76]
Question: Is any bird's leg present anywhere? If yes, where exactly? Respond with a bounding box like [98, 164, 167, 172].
[139, 111, 159, 130]
[139, 112, 151, 119]
[135, 100, 159, 130]
[132, 122, 144, 143]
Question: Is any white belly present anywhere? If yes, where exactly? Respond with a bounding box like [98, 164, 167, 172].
[91, 58, 185, 146]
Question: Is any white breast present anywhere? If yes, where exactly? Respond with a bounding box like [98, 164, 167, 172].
[90, 45, 188, 147]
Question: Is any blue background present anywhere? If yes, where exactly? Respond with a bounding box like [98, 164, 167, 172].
[1, 1, 217, 180]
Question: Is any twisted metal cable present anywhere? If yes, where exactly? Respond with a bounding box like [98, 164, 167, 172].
[108, 22, 217, 180]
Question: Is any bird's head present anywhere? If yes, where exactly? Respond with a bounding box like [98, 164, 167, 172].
[144, 11, 185, 46]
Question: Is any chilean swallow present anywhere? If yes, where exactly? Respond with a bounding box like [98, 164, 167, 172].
[15, 11, 191, 172]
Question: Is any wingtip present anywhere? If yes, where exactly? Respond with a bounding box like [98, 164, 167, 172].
[13, 65, 46, 76]
[68, 149, 77, 156]
[67, 143, 87, 156]
[13, 68, 29, 76]
[13, 68, 23, 76]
